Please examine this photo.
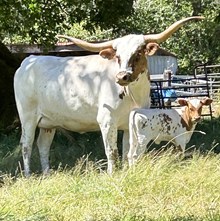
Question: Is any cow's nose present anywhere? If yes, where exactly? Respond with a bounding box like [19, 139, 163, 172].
[116, 71, 132, 86]
[121, 74, 130, 82]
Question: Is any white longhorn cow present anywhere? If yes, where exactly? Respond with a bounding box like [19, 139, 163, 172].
[14, 16, 203, 176]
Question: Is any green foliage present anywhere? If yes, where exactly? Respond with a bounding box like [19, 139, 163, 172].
[0, 0, 133, 45]
[0, 0, 68, 45]
[125, 0, 220, 73]
[0, 0, 219, 71]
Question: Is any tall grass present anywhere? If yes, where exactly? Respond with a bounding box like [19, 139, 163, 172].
[0, 116, 220, 220]
[0, 151, 220, 221]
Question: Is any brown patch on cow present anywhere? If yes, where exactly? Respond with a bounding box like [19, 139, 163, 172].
[159, 113, 172, 125]
[178, 98, 213, 131]
[159, 113, 172, 134]
[129, 49, 147, 82]
[99, 48, 116, 60]
[116, 44, 154, 85]
[180, 105, 196, 131]
[163, 114, 172, 124]
[180, 100, 205, 131]
[145, 43, 159, 56]
[180, 114, 194, 131]
[178, 101, 194, 131]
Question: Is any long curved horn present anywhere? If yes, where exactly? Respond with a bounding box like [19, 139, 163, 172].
[57, 35, 114, 52]
[144, 16, 204, 43]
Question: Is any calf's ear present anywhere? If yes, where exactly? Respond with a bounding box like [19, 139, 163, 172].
[178, 98, 188, 106]
[99, 48, 116, 59]
[201, 98, 213, 106]
[145, 43, 159, 56]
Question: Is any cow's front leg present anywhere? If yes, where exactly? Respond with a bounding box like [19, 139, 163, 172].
[99, 121, 118, 174]
[37, 128, 56, 175]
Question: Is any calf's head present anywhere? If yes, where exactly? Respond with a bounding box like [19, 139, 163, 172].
[178, 98, 212, 128]
[57, 16, 204, 86]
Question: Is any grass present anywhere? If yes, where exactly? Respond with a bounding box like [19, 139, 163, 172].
[0, 111, 220, 220]
[0, 151, 220, 221]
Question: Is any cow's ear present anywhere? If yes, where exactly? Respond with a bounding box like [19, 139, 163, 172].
[178, 98, 188, 106]
[201, 97, 213, 106]
[99, 48, 116, 60]
[145, 43, 159, 56]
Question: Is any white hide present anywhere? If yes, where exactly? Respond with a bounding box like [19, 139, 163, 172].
[14, 34, 151, 176]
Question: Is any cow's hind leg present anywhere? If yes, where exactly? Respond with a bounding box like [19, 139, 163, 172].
[20, 120, 38, 177]
[37, 128, 56, 175]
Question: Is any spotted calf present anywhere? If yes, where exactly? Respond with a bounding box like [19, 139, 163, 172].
[128, 97, 212, 166]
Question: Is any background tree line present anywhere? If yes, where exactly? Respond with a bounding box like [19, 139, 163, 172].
[0, 0, 219, 129]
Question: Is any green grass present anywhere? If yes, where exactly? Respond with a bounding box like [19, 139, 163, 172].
[0, 117, 220, 220]
[0, 151, 220, 221]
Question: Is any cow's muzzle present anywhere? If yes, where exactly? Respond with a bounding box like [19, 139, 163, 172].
[116, 71, 132, 86]
[192, 116, 201, 124]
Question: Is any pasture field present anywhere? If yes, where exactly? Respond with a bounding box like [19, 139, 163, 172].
[0, 102, 220, 220]
[0, 151, 220, 221]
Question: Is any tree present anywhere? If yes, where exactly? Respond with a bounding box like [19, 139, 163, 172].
[0, 0, 134, 44]
[126, 0, 220, 73]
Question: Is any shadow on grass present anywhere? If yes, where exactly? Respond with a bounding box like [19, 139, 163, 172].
[0, 117, 220, 175]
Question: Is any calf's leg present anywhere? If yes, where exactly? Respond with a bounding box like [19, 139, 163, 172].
[128, 128, 138, 166]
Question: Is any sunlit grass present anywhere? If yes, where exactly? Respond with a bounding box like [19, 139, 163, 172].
[0, 151, 220, 221]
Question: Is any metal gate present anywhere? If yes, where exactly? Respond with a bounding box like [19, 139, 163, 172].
[150, 64, 220, 118]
